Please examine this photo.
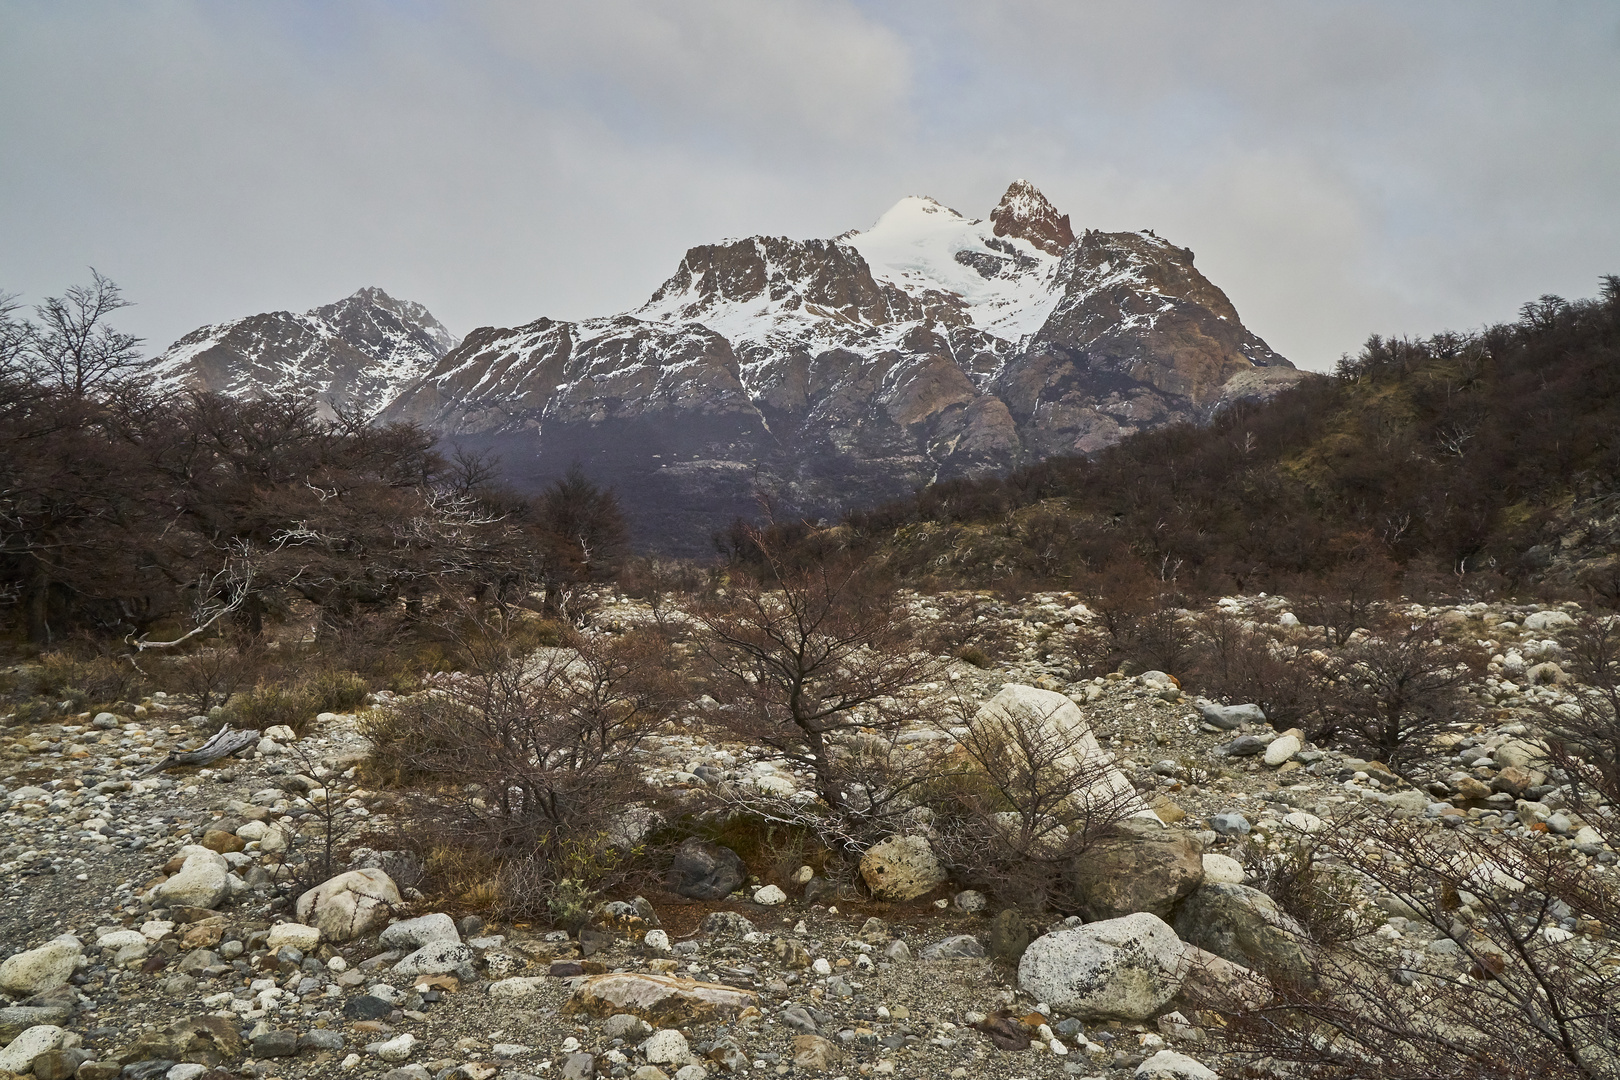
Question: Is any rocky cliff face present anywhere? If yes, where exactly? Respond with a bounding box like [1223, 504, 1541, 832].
[149, 287, 458, 418]
[382, 181, 1296, 551]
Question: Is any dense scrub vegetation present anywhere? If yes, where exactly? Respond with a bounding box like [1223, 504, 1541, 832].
[735, 276, 1620, 604]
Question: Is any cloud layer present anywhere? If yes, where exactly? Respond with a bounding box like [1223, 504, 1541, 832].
[1, 0, 1616, 370]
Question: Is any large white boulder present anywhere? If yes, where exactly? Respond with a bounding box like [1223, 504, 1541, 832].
[1017, 912, 1187, 1020]
[149, 846, 230, 909]
[295, 868, 401, 941]
[970, 685, 1143, 817]
[0, 938, 81, 997]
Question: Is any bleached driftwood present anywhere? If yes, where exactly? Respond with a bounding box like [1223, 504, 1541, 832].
[141, 724, 261, 776]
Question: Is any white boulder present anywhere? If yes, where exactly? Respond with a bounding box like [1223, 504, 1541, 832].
[149, 846, 230, 909]
[1017, 912, 1187, 1020]
[295, 868, 401, 941]
[380, 913, 461, 951]
[266, 923, 322, 952]
[0, 1024, 65, 1072]
[0, 938, 81, 997]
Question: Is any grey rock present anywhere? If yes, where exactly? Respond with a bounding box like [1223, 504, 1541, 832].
[1210, 813, 1251, 836]
[1222, 735, 1268, 757]
[668, 838, 746, 901]
[699, 911, 755, 938]
[380, 913, 460, 950]
[781, 1006, 818, 1034]
[1067, 819, 1204, 921]
[562, 1051, 596, 1079]
[987, 909, 1034, 965]
[1198, 703, 1265, 729]
[250, 1029, 300, 1057]
[920, 935, 985, 960]
[1173, 882, 1315, 986]
[1017, 913, 1188, 1021]
[299, 1029, 346, 1051]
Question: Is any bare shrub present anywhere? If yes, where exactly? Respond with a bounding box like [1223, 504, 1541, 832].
[35, 643, 145, 708]
[1224, 811, 1620, 1079]
[162, 631, 266, 716]
[1313, 614, 1482, 772]
[1188, 609, 1325, 733]
[926, 695, 1142, 911]
[691, 530, 945, 845]
[1543, 613, 1620, 805]
[362, 624, 680, 919]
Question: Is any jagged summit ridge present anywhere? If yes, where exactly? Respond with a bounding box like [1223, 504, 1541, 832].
[990, 179, 1075, 256]
[380, 181, 1297, 550]
[150, 287, 458, 418]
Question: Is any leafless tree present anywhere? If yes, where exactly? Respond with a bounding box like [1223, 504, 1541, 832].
[363, 621, 681, 908]
[690, 528, 944, 838]
[1315, 615, 1481, 771]
[22, 270, 144, 397]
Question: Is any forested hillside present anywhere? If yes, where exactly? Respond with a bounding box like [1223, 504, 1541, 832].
[743, 277, 1620, 603]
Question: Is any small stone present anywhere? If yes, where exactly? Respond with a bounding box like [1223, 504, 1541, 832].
[641, 1029, 691, 1066]
[1263, 735, 1301, 767]
[752, 885, 787, 906]
[1210, 813, 1250, 836]
[562, 1051, 596, 1079]
[921, 935, 985, 960]
[953, 890, 987, 913]
[392, 941, 474, 976]
[643, 930, 671, 953]
[380, 913, 461, 951]
[1201, 854, 1246, 885]
[250, 1029, 300, 1057]
[343, 995, 394, 1020]
[266, 923, 322, 952]
[370, 1032, 417, 1062]
[791, 1034, 845, 1072]
[602, 1014, 652, 1042]
[882, 938, 911, 963]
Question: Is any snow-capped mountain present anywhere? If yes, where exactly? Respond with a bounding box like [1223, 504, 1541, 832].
[149, 287, 458, 418]
[381, 181, 1297, 550]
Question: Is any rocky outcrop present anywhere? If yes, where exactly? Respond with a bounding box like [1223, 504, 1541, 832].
[990, 179, 1075, 256]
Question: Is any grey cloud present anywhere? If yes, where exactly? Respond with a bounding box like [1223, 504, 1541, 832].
[0, 0, 1615, 372]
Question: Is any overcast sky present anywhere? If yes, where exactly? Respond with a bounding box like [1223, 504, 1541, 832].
[2, 1, 1617, 371]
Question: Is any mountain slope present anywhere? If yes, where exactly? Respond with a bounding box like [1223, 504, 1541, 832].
[149, 287, 458, 418]
[383, 182, 1295, 550]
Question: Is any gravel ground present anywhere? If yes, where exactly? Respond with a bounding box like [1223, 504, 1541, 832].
[2, 590, 1617, 1080]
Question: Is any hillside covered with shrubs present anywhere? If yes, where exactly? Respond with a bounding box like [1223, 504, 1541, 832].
[738, 276, 1620, 605]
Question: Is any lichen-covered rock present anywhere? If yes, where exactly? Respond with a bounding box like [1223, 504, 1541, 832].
[1017, 912, 1187, 1020]
[1173, 882, 1314, 985]
[294, 869, 401, 942]
[859, 835, 945, 902]
[0, 939, 80, 997]
[1067, 819, 1204, 921]
[0, 1024, 64, 1073]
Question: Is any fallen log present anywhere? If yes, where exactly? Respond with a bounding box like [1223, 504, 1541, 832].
[141, 724, 261, 776]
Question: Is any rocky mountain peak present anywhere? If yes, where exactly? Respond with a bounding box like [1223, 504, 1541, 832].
[149, 287, 458, 418]
[990, 179, 1075, 256]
